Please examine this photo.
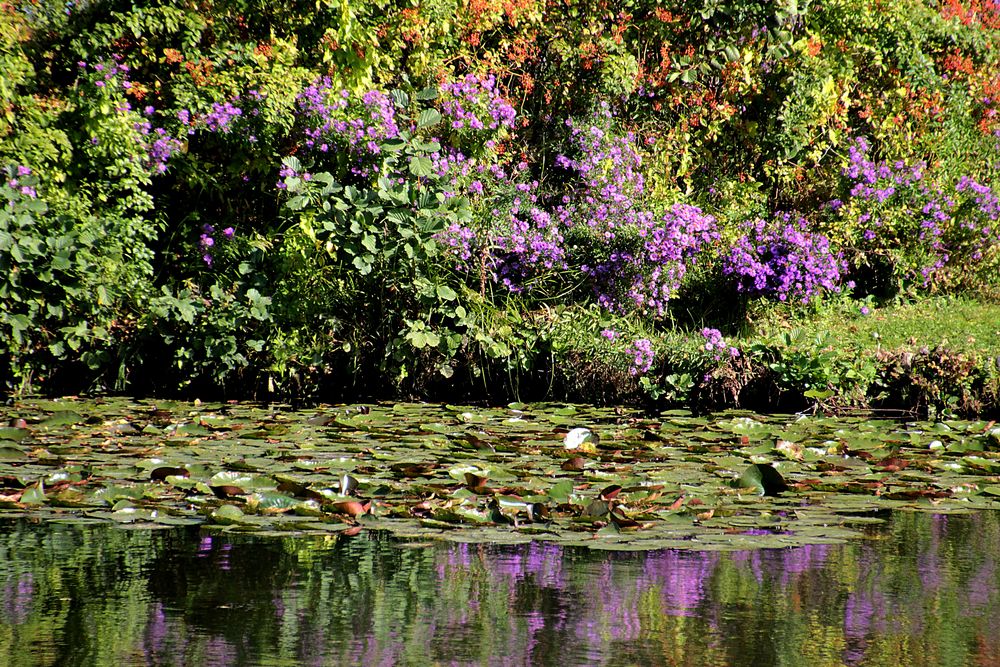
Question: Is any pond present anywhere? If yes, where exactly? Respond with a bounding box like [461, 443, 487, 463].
[1, 513, 998, 666]
[1, 398, 1000, 664]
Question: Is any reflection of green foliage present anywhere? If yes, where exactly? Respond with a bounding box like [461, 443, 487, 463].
[1, 511, 999, 664]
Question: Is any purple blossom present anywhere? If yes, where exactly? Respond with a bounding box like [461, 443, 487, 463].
[700, 328, 741, 360]
[438, 73, 517, 132]
[203, 101, 243, 133]
[626, 338, 655, 376]
[831, 137, 1000, 286]
[724, 213, 844, 303]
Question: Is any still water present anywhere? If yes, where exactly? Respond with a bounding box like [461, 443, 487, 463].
[1, 511, 998, 667]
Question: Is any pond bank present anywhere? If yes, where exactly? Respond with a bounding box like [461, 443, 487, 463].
[340, 296, 1000, 420]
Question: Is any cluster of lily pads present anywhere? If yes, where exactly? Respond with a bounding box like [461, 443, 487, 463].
[1, 398, 999, 551]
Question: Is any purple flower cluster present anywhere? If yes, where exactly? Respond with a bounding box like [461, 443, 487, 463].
[435, 106, 719, 311]
[438, 73, 516, 132]
[578, 204, 718, 316]
[5, 165, 37, 200]
[203, 100, 243, 133]
[626, 338, 655, 376]
[77, 58, 132, 92]
[492, 211, 566, 292]
[843, 137, 926, 201]
[555, 105, 646, 232]
[548, 108, 720, 314]
[435, 160, 568, 292]
[276, 161, 313, 190]
[295, 79, 399, 158]
[629, 204, 719, 316]
[199, 223, 235, 266]
[131, 118, 183, 173]
[78, 58, 185, 175]
[832, 137, 1000, 285]
[700, 328, 740, 360]
[724, 213, 844, 303]
[438, 222, 477, 268]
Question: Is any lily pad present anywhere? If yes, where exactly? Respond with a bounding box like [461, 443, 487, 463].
[736, 464, 790, 496]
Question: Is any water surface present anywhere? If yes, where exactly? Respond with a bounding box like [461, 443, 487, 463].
[1, 511, 998, 666]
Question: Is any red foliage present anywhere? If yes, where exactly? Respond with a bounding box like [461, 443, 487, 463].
[940, 0, 1000, 29]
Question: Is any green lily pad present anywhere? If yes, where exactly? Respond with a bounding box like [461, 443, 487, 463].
[735, 463, 790, 496]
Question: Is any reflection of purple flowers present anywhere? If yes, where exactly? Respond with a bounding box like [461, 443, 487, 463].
[0, 572, 33, 625]
[643, 549, 719, 616]
[2, 508, 999, 666]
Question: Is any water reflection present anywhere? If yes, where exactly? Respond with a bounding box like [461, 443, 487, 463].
[1, 512, 999, 666]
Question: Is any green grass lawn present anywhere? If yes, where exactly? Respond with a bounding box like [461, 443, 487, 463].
[753, 297, 1000, 357]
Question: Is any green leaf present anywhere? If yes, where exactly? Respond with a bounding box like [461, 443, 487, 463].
[390, 89, 410, 108]
[736, 464, 790, 496]
[415, 86, 438, 101]
[409, 332, 428, 348]
[409, 157, 434, 177]
[211, 504, 247, 525]
[412, 140, 441, 152]
[548, 479, 574, 504]
[382, 138, 406, 152]
[417, 109, 442, 129]
[436, 285, 458, 301]
[21, 481, 46, 505]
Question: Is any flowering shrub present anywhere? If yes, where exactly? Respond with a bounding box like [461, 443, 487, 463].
[724, 213, 844, 303]
[626, 338, 655, 376]
[827, 138, 1000, 289]
[440, 75, 514, 129]
[3, 0, 999, 401]
[434, 106, 720, 312]
[0, 166, 115, 389]
[700, 328, 740, 360]
[294, 79, 401, 173]
[76, 59, 185, 180]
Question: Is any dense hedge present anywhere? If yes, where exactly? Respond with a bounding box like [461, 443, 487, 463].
[1, 0, 998, 406]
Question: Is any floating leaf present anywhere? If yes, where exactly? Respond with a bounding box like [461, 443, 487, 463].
[41, 412, 83, 428]
[20, 481, 45, 505]
[548, 479, 575, 504]
[211, 504, 247, 525]
[736, 464, 790, 496]
[250, 491, 300, 512]
[0, 446, 26, 460]
[0, 427, 29, 441]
